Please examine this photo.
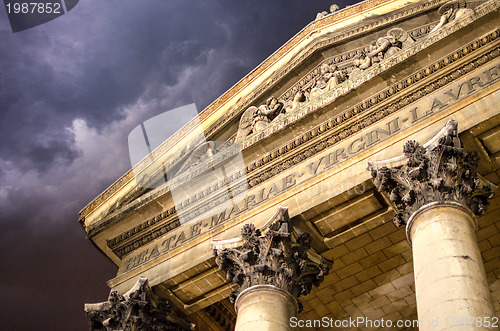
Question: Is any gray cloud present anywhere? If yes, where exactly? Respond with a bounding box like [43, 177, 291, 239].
[0, 0, 358, 329]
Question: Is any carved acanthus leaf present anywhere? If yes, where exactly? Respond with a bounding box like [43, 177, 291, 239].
[213, 208, 332, 311]
[370, 120, 497, 227]
[84, 277, 194, 331]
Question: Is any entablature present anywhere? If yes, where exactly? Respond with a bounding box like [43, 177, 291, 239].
[79, 0, 500, 315]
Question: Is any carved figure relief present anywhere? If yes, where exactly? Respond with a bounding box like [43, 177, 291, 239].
[309, 63, 347, 99]
[430, 1, 473, 33]
[352, 28, 415, 76]
[235, 97, 284, 142]
[285, 89, 307, 113]
[230, 1, 475, 147]
[234, 26, 417, 139]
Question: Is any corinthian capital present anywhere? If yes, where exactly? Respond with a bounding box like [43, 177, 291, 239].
[84, 277, 194, 331]
[369, 120, 496, 227]
[212, 207, 332, 311]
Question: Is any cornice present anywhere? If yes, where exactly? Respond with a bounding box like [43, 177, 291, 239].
[238, 0, 498, 150]
[79, 0, 450, 223]
[103, 29, 500, 258]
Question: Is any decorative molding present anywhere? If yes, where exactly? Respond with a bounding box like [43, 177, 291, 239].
[79, 0, 451, 222]
[102, 31, 499, 257]
[212, 207, 332, 311]
[89, 11, 499, 248]
[369, 120, 497, 227]
[84, 277, 195, 331]
[238, 0, 499, 151]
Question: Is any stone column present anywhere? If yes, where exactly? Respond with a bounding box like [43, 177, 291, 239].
[370, 120, 497, 331]
[235, 285, 298, 331]
[212, 207, 332, 331]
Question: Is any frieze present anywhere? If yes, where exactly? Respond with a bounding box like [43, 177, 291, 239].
[79, 0, 451, 221]
[277, 23, 436, 106]
[115, 55, 500, 264]
[93, 28, 499, 247]
[238, 2, 499, 150]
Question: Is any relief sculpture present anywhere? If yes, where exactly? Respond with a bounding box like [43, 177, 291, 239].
[235, 97, 284, 142]
[352, 28, 415, 77]
[430, 0, 473, 33]
[309, 63, 347, 99]
[234, 1, 470, 142]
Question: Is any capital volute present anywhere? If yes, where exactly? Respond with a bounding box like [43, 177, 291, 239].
[84, 277, 195, 330]
[368, 120, 497, 229]
[211, 207, 332, 311]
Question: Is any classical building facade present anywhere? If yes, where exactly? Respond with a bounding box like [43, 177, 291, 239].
[81, 0, 500, 329]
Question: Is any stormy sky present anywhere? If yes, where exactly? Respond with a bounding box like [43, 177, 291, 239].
[0, 1, 358, 329]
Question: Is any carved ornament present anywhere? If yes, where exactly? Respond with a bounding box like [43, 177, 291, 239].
[212, 207, 332, 311]
[84, 277, 195, 331]
[369, 120, 497, 228]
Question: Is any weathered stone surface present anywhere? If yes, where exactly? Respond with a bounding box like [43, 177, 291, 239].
[213, 207, 332, 311]
[369, 120, 497, 227]
[84, 277, 194, 331]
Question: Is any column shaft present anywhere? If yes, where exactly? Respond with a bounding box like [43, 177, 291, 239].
[234, 285, 297, 331]
[409, 202, 495, 330]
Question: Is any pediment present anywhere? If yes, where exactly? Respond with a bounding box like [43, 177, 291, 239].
[79, 1, 500, 309]
[88, 0, 494, 228]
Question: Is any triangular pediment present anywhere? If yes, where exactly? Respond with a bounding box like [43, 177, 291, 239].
[79, 2, 500, 313]
[86, 0, 495, 226]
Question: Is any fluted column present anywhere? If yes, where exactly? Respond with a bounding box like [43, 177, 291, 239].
[212, 207, 332, 331]
[370, 120, 497, 331]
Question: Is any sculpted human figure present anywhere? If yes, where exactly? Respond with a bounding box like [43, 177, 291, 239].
[369, 35, 400, 59]
[369, 42, 383, 63]
[285, 89, 306, 112]
[352, 27, 413, 77]
[309, 64, 330, 98]
[309, 63, 345, 98]
[328, 64, 346, 87]
[330, 4, 339, 13]
[369, 28, 412, 60]
[430, 1, 473, 33]
[235, 97, 283, 142]
[350, 52, 372, 77]
[254, 96, 283, 131]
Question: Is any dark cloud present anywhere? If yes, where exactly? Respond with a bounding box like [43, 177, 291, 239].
[0, 1, 359, 330]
